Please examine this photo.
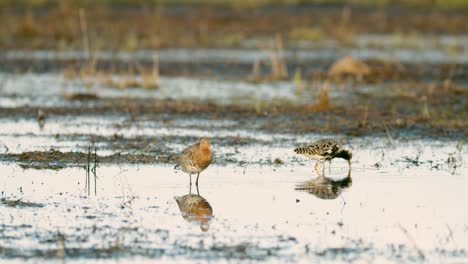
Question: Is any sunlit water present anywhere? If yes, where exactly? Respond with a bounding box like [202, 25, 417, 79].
[0, 47, 467, 262]
[0, 156, 467, 263]
[4, 33, 468, 64]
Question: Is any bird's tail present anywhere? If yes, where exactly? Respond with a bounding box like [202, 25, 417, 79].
[174, 164, 179, 170]
[294, 147, 307, 155]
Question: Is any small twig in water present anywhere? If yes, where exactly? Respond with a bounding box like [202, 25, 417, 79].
[93, 146, 98, 195]
[79, 8, 90, 59]
[383, 122, 394, 145]
[398, 224, 425, 260]
[55, 230, 66, 258]
[86, 145, 91, 195]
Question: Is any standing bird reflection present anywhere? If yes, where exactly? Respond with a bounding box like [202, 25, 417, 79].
[175, 192, 213, 232]
[294, 139, 352, 172]
[174, 138, 213, 186]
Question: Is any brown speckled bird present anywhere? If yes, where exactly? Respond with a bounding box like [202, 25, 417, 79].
[294, 139, 352, 171]
[175, 194, 213, 232]
[174, 138, 212, 186]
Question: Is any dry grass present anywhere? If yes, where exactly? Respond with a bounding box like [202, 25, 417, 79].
[4, 3, 467, 51]
[3, 0, 468, 9]
[247, 35, 288, 83]
[268, 35, 288, 80]
[307, 81, 330, 112]
[61, 7, 160, 89]
[62, 55, 160, 89]
[293, 67, 305, 96]
[328, 56, 371, 79]
[248, 58, 262, 83]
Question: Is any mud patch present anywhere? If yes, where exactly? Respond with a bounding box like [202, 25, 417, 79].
[0, 198, 44, 208]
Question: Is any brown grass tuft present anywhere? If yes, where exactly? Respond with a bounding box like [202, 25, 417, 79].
[268, 35, 288, 81]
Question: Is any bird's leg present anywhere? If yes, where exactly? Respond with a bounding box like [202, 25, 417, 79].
[314, 162, 319, 172]
[322, 161, 326, 175]
[189, 174, 192, 188]
[340, 195, 347, 205]
[316, 162, 324, 177]
[195, 173, 200, 187]
[196, 184, 200, 195]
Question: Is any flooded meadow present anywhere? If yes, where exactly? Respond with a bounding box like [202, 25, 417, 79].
[1, 2, 468, 263]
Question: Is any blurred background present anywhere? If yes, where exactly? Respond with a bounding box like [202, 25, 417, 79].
[0, 0, 467, 263]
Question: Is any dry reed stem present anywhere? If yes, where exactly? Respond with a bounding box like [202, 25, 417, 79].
[267, 35, 288, 80]
[248, 58, 262, 83]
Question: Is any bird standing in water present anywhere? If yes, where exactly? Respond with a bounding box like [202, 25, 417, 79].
[294, 139, 352, 171]
[175, 138, 213, 186]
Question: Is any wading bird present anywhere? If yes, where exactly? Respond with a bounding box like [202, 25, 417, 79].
[294, 139, 352, 172]
[175, 138, 213, 186]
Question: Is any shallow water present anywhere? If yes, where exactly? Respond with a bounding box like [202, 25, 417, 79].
[0, 44, 467, 262]
[0, 150, 467, 263]
[0, 132, 467, 263]
[3, 33, 468, 64]
[0, 73, 307, 108]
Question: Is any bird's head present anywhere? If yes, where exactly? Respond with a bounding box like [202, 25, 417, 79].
[200, 137, 210, 147]
[338, 149, 353, 163]
[199, 138, 212, 154]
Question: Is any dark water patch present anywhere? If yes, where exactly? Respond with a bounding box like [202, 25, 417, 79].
[315, 246, 371, 261]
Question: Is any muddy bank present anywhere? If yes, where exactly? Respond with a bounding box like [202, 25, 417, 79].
[1, 149, 173, 170]
[0, 93, 466, 137]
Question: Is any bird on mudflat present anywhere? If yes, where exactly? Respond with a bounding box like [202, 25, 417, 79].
[174, 138, 213, 186]
[294, 139, 352, 171]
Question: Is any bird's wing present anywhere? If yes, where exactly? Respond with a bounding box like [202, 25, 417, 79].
[324, 142, 340, 155]
[306, 144, 320, 155]
[177, 143, 198, 165]
[307, 139, 339, 155]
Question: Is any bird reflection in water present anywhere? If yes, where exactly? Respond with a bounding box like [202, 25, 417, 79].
[295, 169, 352, 200]
[175, 186, 213, 232]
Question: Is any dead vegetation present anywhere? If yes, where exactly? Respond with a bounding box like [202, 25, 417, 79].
[328, 56, 371, 79]
[3, 4, 468, 51]
[57, 7, 160, 89]
[0, 198, 44, 208]
[248, 35, 288, 82]
[11, 149, 172, 166]
[63, 60, 160, 89]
